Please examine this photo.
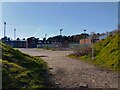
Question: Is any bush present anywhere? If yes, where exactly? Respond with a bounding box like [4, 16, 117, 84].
[73, 46, 92, 57]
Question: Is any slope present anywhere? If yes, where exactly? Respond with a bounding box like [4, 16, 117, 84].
[92, 33, 120, 71]
[1, 42, 48, 89]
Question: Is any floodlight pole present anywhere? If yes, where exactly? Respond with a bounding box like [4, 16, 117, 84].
[14, 29, 16, 40]
[45, 34, 47, 44]
[60, 29, 63, 36]
[4, 22, 6, 37]
[45, 34, 47, 39]
[84, 29, 86, 52]
[60, 29, 63, 44]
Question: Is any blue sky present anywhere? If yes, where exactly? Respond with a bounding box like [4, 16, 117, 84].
[2, 2, 118, 39]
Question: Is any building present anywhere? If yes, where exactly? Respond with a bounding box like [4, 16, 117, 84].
[79, 35, 108, 45]
[26, 37, 38, 48]
[99, 35, 107, 40]
[79, 38, 99, 45]
[80, 38, 91, 45]
[2, 37, 26, 48]
[10, 40, 26, 48]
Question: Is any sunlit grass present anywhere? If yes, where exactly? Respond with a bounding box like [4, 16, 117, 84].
[1, 42, 47, 89]
[68, 33, 120, 71]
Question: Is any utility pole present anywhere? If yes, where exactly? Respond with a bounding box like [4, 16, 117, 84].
[92, 38, 94, 60]
[4, 22, 6, 37]
[91, 32, 95, 60]
[14, 29, 16, 40]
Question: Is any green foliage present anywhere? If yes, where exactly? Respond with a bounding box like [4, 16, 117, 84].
[1, 42, 47, 89]
[47, 33, 89, 43]
[71, 45, 92, 57]
[93, 33, 120, 71]
[69, 33, 120, 71]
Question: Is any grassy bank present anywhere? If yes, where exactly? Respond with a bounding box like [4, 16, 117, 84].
[68, 33, 120, 71]
[1, 42, 48, 89]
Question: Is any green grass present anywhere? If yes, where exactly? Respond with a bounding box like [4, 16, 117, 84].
[1, 42, 48, 89]
[68, 33, 120, 71]
[93, 33, 120, 71]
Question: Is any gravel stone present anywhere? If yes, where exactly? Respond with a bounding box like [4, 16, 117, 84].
[19, 48, 118, 88]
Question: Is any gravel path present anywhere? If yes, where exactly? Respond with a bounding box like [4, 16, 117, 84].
[18, 48, 118, 88]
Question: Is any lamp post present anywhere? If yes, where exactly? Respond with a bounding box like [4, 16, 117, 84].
[84, 29, 86, 44]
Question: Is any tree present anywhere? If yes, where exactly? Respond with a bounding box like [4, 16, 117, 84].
[22, 38, 25, 40]
[16, 38, 20, 41]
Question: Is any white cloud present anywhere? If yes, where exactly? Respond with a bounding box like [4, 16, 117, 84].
[33, 27, 41, 37]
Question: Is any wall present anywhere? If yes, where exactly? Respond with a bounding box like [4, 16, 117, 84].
[80, 38, 91, 44]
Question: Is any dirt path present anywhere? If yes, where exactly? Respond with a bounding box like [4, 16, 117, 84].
[18, 48, 118, 88]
